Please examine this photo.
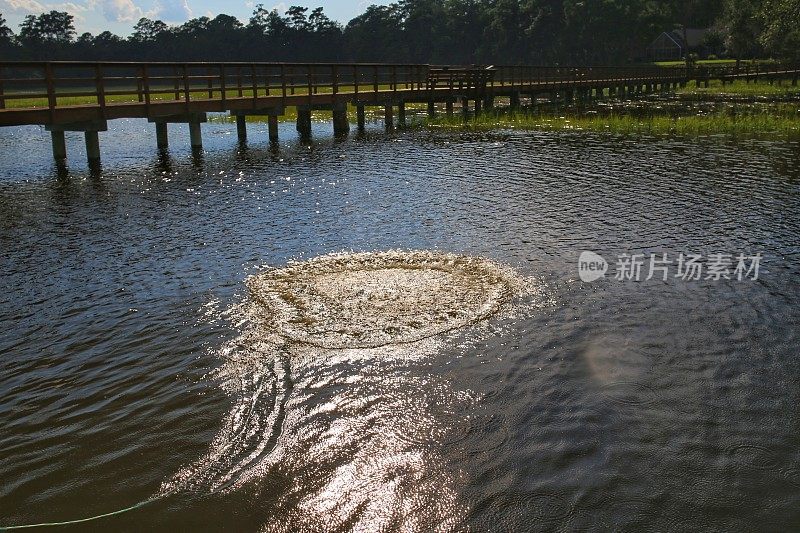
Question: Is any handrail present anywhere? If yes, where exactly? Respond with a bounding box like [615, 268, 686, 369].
[0, 60, 794, 116]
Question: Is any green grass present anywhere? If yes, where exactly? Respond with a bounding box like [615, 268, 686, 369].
[425, 107, 800, 138]
[1, 84, 406, 110]
[675, 78, 800, 97]
[653, 59, 780, 67]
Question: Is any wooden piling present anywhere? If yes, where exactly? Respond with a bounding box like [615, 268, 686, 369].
[445, 99, 453, 116]
[189, 121, 202, 149]
[356, 104, 366, 130]
[427, 101, 435, 117]
[236, 115, 247, 141]
[85, 131, 100, 161]
[296, 107, 312, 135]
[156, 122, 168, 149]
[51, 131, 66, 160]
[397, 101, 406, 126]
[384, 104, 393, 128]
[268, 114, 279, 142]
[332, 103, 349, 134]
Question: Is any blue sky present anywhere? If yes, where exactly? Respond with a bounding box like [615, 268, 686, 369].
[0, 0, 391, 36]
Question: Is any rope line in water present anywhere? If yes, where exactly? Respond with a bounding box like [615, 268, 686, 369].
[1, 499, 154, 530]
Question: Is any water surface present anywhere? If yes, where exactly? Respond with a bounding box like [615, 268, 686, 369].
[1, 119, 799, 531]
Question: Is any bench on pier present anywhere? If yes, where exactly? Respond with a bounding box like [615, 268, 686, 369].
[427, 67, 496, 93]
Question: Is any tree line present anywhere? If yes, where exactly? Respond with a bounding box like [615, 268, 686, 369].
[0, 0, 797, 65]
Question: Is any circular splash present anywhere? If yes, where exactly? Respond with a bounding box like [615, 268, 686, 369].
[247, 250, 528, 349]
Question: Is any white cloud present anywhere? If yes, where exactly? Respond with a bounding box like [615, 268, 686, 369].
[97, 0, 141, 22]
[153, 0, 191, 22]
[1, 0, 89, 21]
[2, 0, 47, 12]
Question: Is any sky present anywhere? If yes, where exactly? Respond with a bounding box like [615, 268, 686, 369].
[0, 0, 391, 36]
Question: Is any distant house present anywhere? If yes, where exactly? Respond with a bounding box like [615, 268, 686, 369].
[646, 28, 711, 61]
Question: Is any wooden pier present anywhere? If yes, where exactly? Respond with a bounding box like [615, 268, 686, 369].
[0, 61, 796, 162]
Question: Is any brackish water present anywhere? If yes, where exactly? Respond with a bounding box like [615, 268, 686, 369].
[1, 118, 799, 531]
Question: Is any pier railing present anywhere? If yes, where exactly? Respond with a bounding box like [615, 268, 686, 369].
[692, 62, 800, 83]
[0, 61, 690, 113]
[0, 62, 434, 111]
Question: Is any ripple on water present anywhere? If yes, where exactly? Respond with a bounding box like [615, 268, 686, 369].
[724, 443, 782, 472]
[597, 380, 658, 407]
[470, 490, 576, 531]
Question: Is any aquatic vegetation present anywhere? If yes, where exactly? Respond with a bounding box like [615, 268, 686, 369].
[425, 104, 800, 138]
[676, 79, 800, 98]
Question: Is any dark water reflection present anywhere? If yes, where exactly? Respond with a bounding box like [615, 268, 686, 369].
[1, 118, 799, 531]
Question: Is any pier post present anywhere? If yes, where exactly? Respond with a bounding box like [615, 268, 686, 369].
[446, 99, 453, 116]
[236, 115, 247, 141]
[483, 95, 494, 110]
[296, 107, 312, 136]
[148, 113, 205, 151]
[332, 103, 350, 134]
[461, 97, 469, 117]
[268, 114, 279, 142]
[510, 91, 520, 109]
[595, 87, 604, 99]
[156, 122, 168, 150]
[427, 101, 435, 117]
[397, 101, 406, 126]
[474, 98, 482, 115]
[188, 121, 202, 150]
[51, 131, 66, 160]
[85, 131, 100, 161]
[46, 120, 107, 163]
[618, 86, 625, 98]
[384, 104, 393, 128]
[356, 104, 366, 130]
